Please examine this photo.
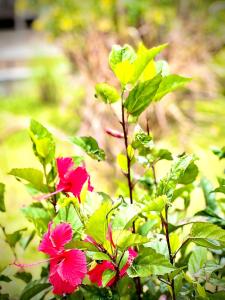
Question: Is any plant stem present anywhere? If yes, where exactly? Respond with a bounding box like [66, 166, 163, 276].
[163, 206, 176, 300]
[43, 163, 57, 211]
[151, 164, 157, 187]
[120, 91, 135, 232]
[172, 238, 190, 260]
[120, 91, 142, 300]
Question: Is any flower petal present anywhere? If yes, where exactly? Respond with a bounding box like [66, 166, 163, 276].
[68, 167, 93, 198]
[58, 249, 87, 287]
[38, 222, 73, 256]
[56, 157, 74, 179]
[50, 259, 76, 295]
[38, 222, 58, 256]
[88, 261, 115, 287]
[51, 223, 73, 250]
[120, 248, 137, 277]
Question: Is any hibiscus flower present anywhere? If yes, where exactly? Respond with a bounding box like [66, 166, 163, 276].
[39, 222, 87, 295]
[88, 261, 116, 287]
[56, 157, 93, 200]
[87, 224, 137, 287]
[88, 248, 137, 287]
[37, 157, 93, 201]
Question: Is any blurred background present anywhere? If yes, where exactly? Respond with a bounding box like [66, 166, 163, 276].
[0, 0, 224, 297]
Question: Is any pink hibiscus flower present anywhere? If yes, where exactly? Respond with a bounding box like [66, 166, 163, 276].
[88, 261, 116, 287]
[88, 248, 137, 287]
[37, 157, 93, 201]
[87, 224, 137, 287]
[56, 157, 93, 201]
[39, 222, 87, 295]
[120, 248, 138, 277]
[87, 223, 137, 287]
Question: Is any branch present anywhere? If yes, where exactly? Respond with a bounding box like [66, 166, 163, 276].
[163, 206, 176, 300]
[172, 238, 190, 260]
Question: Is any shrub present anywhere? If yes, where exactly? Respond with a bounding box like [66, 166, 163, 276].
[1, 43, 225, 300]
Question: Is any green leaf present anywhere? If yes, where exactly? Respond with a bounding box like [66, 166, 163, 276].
[211, 146, 225, 160]
[66, 240, 98, 252]
[174, 272, 184, 295]
[0, 275, 11, 282]
[128, 247, 175, 277]
[20, 230, 36, 250]
[157, 154, 197, 200]
[0, 183, 5, 212]
[5, 228, 27, 248]
[195, 207, 225, 228]
[140, 60, 156, 82]
[112, 204, 140, 231]
[214, 185, 225, 194]
[199, 261, 224, 276]
[195, 282, 207, 298]
[143, 195, 168, 213]
[208, 292, 225, 300]
[109, 44, 136, 70]
[132, 43, 167, 82]
[102, 269, 116, 287]
[132, 129, 153, 149]
[200, 177, 216, 210]
[157, 149, 173, 161]
[14, 272, 32, 283]
[156, 60, 170, 76]
[124, 73, 162, 117]
[188, 246, 207, 275]
[114, 230, 148, 250]
[20, 280, 51, 300]
[22, 203, 53, 235]
[153, 74, 191, 101]
[29, 119, 55, 164]
[138, 219, 158, 236]
[95, 83, 120, 104]
[9, 168, 46, 192]
[86, 251, 111, 261]
[209, 277, 225, 288]
[117, 153, 128, 173]
[109, 44, 136, 85]
[54, 204, 83, 236]
[178, 162, 198, 184]
[117, 250, 129, 270]
[69, 136, 105, 161]
[190, 222, 225, 249]
[86, 201, 112, 244]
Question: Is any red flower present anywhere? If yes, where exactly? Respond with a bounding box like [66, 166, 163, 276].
[88, 261, 116, 287]
[39, 222, 87, 295]
[36, 157, 93, 201]
[120, 248, 137, 277]
[56, 157, 93, 201]
[88, 248, 137, 287]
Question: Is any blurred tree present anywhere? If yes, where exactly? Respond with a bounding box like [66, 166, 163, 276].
[16, 0, 225, 144]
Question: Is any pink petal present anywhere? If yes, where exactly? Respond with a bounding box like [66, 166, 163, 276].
[38, 222, 58, 256]
[38, 223, 73, 256]
[105, 128, 124, 139]
[58, 250, 87, 287]
[106, 224, 116, 249]
[50, 259, 76, 295]
[88, 261, 115, 287]
[68, 167, 93, 198]
[56, 157, 74, 179]
[51, 223, 73, 250]
[120, 248, 138, 277]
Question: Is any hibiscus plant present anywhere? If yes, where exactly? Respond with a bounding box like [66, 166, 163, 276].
[0, 44, 225, 300]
